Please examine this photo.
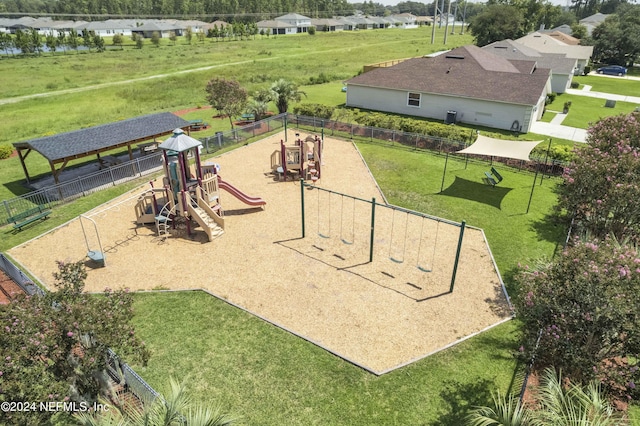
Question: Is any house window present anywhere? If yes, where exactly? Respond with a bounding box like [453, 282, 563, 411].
[408, 92, 421, 107]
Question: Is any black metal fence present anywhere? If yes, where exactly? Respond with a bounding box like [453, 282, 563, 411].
[107, 348, 161, 407]
[0, 252, 44, 296]
[2, 112, 566, 227]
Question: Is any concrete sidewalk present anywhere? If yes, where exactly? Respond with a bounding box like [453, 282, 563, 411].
[530, 119, 588, 143]
[529, 83, 640, 143]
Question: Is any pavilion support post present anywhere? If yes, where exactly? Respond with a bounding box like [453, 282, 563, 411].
[17, 148, 32, 184]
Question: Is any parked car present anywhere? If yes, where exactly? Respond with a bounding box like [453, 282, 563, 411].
[596, 65, 627, 76]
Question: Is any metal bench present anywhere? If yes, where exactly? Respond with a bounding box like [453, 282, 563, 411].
[484, 167, 503, 187]
[8, 205, 52, 231]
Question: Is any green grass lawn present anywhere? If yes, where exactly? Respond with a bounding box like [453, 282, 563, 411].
[573, 75, 640, 97]
[131, 291, 522, 426]
[355, 142, 565, 287]
[547, 92, 639, 129]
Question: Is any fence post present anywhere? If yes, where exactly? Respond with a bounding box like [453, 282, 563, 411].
[300, 179, 305, 238]
[369, 197, 376, 263]
[109, 168, 115, 186]
[449, 220, 466, 293]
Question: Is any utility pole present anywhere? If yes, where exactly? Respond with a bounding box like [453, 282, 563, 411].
[451, 1, 458, 34]
[431, 0, 437, 43]
[461, 0, 467, 34]
[443, 0, 451, 44]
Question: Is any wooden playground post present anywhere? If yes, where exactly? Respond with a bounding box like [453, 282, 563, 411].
[300, 179, 306, 238]
[449, 220, 466, 293]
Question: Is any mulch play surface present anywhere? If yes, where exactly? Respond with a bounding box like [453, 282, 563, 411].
[9, 131, 511, 374]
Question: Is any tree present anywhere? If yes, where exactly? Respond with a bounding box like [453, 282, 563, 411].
[469, 4, 525, 47]
[0, 33, 14, 56]
[168, 31, 177, 46]
[75, 378, 235, 426]
[204, 78, 248, 130]
[57, 31, 67, 54]
[513, 239, 640, 402]
[559, 112, 640, 243]
[68, 29, 80, 52]
[185, 26, 193, 44]
[270, 79, 307, 114]
[0, 261, 150, 425]
[467, 367, 625, 425]
[591, 4, 640, 66]
[82, 30, 94, 52]
[45, 31, 58, 55]
[112, 33, 124, 50]
[93, 34, 105, 52]
[570, 23, 587, 39]
[150, 31, 160, 47]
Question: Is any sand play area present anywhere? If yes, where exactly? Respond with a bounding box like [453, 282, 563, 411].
[9, 130, 511, 374]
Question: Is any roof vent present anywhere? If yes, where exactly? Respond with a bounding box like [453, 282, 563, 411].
[445, 55, 465, 59]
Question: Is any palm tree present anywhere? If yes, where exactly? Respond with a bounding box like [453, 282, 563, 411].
[270, 79, 306, 114]
[467, 391, 533, 426]
[466, 368, 626, 426]
[75, 378, 235, 426]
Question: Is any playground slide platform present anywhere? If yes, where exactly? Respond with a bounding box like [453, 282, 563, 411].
[217, 176, 266, 207]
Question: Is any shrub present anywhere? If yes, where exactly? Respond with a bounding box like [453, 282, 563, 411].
[559, 112, 640, 243]
[0, 144, 13, 159]
[546, 92, 557, 105]
[570, 81, 579, 89]
[308, 26, 316, 35]
[514, 239, 640, 403]
[293, 103, 334, 119]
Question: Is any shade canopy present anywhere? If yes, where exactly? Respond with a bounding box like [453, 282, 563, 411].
[457, 134, 543, 162]
[158, 128, 202, 153]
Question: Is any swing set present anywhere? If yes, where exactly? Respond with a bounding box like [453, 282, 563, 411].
[300, 181, 467, 293]
[388, 209, 440, 273]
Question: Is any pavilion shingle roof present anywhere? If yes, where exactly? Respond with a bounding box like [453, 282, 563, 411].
[345, 45, 550, 106]
[14, 112, 190, 163]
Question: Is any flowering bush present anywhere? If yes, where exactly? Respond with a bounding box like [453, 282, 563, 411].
[0, 261, 150, 425]
[514, 239, 640, 404]
[560, 112, 640, 243]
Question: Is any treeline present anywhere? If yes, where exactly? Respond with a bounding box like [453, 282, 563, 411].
[0, 0, 356, 19]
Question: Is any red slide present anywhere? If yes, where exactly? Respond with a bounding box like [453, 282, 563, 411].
[217, 176, 266, 207]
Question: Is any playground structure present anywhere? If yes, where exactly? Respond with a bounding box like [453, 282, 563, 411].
[134, 128, 265, 241]
[270, 134, 322, 182]
[10, 131, 510, 375]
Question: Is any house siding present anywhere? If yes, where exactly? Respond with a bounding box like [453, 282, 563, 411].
[347, 85, 534, 132]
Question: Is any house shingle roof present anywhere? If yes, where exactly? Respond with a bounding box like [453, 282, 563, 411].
[345, 45, 550, 106]
[483, 39, 577, 75]
[13, 112, 190, 163]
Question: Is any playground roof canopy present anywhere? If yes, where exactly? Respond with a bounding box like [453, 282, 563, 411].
[13, 112, 191, 184]
[158, 128, 202, 153]
[456, 134, 543, 162]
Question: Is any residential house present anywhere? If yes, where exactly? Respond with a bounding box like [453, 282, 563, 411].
[78, 20, 136, 37]
[310, 18, 345, 32]
[483, 39, 577, 93]
[275, 13, 311, 33]
[256, 20, 297, 35]
[579, 13, 609, 36]
[131, 21, 182, 38]
[390, 13, 418, 29]
[515, 32, 593, 75]
[345, 45, 552, 133]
